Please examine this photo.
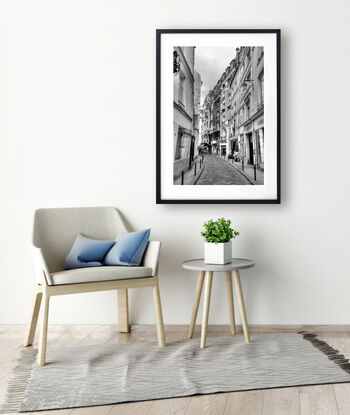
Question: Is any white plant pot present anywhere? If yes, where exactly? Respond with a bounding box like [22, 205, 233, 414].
[204, 241, 232, 264]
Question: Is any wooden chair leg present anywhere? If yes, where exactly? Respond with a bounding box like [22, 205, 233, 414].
[152, 280, 166, 347]
[232, 270, 250, 343]
[117, 288, 130, 333]
[38, 292, 50, 366]
[224, 271, 236, 336]
[200, 271, 213, 349]
[188, 271, 205, 338]
[24, 285, 42, 346]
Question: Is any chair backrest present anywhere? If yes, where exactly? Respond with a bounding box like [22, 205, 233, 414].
[33, 207, 128, 273]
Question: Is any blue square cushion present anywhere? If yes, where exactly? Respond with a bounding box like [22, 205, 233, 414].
[64, 234, 116, 270]
[104, 229, 151, 266]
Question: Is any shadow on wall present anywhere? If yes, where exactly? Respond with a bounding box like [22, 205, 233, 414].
[117, 209, 134, 233]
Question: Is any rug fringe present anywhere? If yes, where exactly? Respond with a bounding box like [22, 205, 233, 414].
[0, 348, 37, 414]
[298, 331, 350, 375]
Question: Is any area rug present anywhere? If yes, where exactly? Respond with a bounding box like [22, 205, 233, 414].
[2, 332, 350, 413]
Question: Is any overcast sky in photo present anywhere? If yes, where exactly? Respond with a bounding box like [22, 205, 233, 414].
[195, 47, 238, 105]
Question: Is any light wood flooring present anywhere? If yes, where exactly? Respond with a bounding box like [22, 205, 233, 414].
[0, 324, 350, 415]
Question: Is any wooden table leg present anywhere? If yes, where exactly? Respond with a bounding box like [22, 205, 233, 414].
[232, 270, 250, 343]
[224, 271, 236, 335]
[189, 271, 205, 338]
[200, 271, 213, 348]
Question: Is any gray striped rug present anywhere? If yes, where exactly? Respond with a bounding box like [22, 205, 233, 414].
[2, 332, 350, 413]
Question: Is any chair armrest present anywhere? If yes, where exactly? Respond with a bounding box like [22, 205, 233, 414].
[142, 241, 161, 276]
[32, 246, 52, 286]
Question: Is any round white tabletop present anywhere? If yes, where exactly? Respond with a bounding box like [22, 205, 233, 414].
[182, 258, 255, 272]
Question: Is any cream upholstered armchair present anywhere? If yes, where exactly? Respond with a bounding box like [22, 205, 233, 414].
[24, 207, 166, 366]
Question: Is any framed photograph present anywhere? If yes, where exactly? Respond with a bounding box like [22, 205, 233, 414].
[156, 29, 280, 204]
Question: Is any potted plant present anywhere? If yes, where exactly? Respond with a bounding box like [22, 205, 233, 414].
[201, 218, 239, 264]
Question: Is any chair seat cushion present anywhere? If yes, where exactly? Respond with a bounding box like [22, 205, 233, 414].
[51, 266, 153, 285]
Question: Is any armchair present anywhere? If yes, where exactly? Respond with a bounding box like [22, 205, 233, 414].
[24, 207, 166, 366]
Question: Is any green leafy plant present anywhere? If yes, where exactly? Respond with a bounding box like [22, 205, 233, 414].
[201, 218, 239, 244]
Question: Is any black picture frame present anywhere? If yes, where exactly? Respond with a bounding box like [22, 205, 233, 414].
[156, 29, 281, 204]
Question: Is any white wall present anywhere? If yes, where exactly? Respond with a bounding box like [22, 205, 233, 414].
[1, 0, 350, 326]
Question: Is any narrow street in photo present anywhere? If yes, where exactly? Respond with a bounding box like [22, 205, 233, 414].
[173, 46, 264, 186]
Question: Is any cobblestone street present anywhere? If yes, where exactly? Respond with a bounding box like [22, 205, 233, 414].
[196, 155, 250, 185]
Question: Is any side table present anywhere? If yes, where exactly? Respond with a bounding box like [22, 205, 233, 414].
[182, 258, 255, 348]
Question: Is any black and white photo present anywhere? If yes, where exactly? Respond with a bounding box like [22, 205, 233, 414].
[173, 46, 265, 186]
[157, 30, 280, 203]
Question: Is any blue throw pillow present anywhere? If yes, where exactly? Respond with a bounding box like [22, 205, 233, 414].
[64, 234, 115, 270]
[104, 229, 151, 266]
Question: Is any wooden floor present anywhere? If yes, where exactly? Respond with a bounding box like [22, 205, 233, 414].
[0, 324, 350, 415]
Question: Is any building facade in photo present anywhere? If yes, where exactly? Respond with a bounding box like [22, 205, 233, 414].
[211, 84, 221, 155]
[200, 93, 212, 149]
[232, 46, 264, 170]
[193, 70, 202, 159]
[200, 83, 221, 156]
[173, 47, 195, 180]
[200, 46, 264, 171]
[219, 56, 237, 157]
